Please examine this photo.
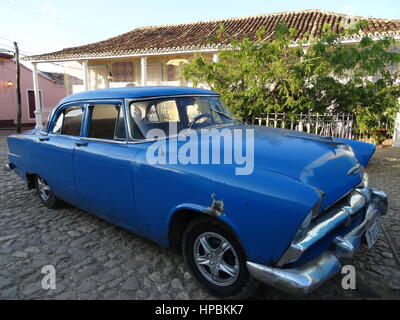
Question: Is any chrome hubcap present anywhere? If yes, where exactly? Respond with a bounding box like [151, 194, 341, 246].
[193, 232, 240, 286]
[37, 177, 51, 201]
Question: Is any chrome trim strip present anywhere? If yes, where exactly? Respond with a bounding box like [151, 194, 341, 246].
[126, 94, 220, 103]
[124, 98, 134, 142]
[80, 137, 128, 145]
[312, 188, 325, 218]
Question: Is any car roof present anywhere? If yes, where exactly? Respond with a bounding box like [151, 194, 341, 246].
[59, 86, 219, 104]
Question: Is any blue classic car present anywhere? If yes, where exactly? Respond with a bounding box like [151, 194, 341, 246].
[6, 87, 388, 298]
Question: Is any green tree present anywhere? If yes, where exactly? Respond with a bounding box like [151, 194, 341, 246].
[184, 22, 400, 137]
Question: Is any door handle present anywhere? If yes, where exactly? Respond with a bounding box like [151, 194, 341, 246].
[39, 137, 49, 142]
[75, 141, 88, 147]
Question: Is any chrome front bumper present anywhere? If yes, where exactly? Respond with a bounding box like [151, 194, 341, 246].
[246, 189, 388, 295]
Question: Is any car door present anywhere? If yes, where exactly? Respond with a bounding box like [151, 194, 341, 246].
[37, 103, 84, 206]
[73, 101, 141, 232]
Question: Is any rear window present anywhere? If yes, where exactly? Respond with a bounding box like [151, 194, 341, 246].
[146, 100, 180, 122]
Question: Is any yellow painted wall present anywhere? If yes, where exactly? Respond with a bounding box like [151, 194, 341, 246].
[82, 53, 213, 89]
[63, 52, 214, 93]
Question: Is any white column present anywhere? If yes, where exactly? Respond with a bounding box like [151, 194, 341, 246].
[213, 52, 219, 63]
[394, 112, 400, 147]
[32, 62, 43, 130]
[141, 57, 148, 86]
[82, 60, 89, 91]
[178, 62, 188, 87]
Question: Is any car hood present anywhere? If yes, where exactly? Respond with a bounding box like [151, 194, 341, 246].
[200, 125, 363, 209]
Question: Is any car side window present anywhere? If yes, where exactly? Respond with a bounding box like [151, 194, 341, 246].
[88, 104, 126, 141]
[52, 106, 83, 136]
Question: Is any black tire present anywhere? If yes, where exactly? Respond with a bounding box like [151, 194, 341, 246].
[182, 218, 258, 299]
[35, 175, 62, 209]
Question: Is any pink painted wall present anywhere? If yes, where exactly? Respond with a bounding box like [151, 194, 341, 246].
[0, 57, 66, 126]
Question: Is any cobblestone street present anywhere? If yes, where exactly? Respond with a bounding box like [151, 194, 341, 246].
[0, 131, 399, 300]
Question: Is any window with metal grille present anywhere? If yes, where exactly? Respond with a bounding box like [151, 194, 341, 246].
[111, 62, 134, 82]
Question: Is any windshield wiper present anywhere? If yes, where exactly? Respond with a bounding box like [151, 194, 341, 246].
[183, 109, 243, 136]
[210, 108, 244, 124]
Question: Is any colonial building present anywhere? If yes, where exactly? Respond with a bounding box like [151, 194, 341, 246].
[23, 9, 400, 129]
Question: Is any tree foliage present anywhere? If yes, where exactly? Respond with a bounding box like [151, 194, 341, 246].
[184, 22, 400, 134]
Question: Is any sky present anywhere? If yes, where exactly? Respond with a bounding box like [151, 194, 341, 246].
[0, 0, 399, 72]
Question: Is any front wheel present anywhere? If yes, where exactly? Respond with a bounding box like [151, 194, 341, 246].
[182, 218, 258, 299]
[35, 175, 62, 209]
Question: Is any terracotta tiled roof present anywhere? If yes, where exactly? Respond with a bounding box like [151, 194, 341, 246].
[0, 52, 14, 59]
[41, 72, 65, 86]
[24, 9, 400, 62]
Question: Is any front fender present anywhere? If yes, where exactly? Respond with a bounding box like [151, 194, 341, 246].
[163, 168, 321, 266]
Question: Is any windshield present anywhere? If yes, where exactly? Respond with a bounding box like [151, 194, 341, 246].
[128, 96, 239, 139]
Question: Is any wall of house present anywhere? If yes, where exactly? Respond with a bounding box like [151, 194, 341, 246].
[65, 53, 215, 94]
[62, 52, 217, 95]
[64, 61, 84, 95]
[0, 58, 67, 127]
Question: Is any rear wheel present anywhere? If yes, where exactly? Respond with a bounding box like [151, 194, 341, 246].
[182, 218, 258, 299]
[35, 175, 62, 209]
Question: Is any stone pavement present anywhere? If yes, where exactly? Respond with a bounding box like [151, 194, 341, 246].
[0, 130, 399, 300]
